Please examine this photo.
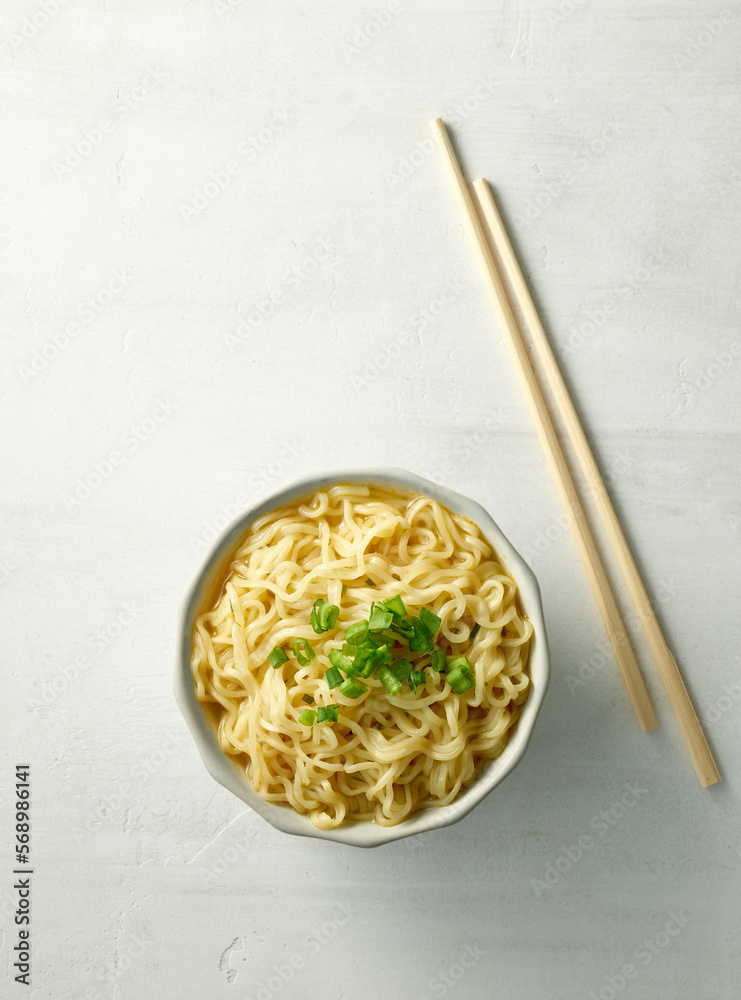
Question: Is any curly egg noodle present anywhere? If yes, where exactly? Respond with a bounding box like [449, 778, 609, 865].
[191, 483, 533, 829]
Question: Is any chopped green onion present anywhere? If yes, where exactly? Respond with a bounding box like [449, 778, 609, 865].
[392, 658, 414, 683]
[364, 577, 374, 586]
[323, 605, 340, 630]
[383, 595, 407, 618]
[345, 620, 369, 646]
[448, 668, 475, 694]
[310, 599, 324, 632]
[430, 649, 446, 672]
[469, 623, 481, 641]
[389, 618, 414, 638]
[346, 647, 375, 678]
[408, 670, 426, 692]
[325, 666, 344, 689]
[446, 656, 475, 694]
[298, 709, 316, 726]
[419, 607, 442, 636]
[328, 649, 353, 672]
[367, 643, 392, 671]
[339, 677, 368, 699]
[311, 598, 339, 633]
[447, 655, 473, 673]
[368, 603, 393, 632]
[268, 647, 289, 668]
[378, 665, 402, 695]
[408, 616, 434, 652]
[292, 638, 315, 666]
[301, 694, 314, 705]
[317, 704, 339, 723]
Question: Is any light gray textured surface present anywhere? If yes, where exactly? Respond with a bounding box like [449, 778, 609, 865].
[1, 1, 740, 997]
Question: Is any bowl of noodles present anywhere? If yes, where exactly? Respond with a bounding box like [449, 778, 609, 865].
[175, 469, 549, 847]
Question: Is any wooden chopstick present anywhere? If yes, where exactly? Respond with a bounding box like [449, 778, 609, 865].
[471, 177, 721, 788]
[430, 117, 658, 734]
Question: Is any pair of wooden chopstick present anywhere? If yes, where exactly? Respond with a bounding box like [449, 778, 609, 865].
[430, 117, 720, 788]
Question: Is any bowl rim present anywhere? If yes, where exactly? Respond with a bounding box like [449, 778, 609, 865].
[174, 467, 550, 847]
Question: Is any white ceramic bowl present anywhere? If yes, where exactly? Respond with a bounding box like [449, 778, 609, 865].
[175, 468, 550, 847]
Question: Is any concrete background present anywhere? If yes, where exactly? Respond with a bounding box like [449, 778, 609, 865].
[1, 0, 740, 996]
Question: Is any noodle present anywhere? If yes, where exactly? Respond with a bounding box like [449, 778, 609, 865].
[190, 483, 532, 829]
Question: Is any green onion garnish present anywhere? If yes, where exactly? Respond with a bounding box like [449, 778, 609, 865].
[325, 666, 344, 689]
[407, 616, 434, 652]
[419, 607, 441, 636]
[310, 598, 339, 633]
[389, 618, 414, 638]
[293, 638, 315, 666]
[338, 677, 368, 699]
[302, 694, 313, 705]
[383, 595, 407, 618]
[378, 665, 402, 695]
[368, 603, 393, 632]
[328, 649, 353, 672]
[268, 647, 289, 668]
[345, 620, 369, 646]
[447, 655, 472, 673]
[317, 704, 339, 723]
[298, 709, 316, 726]
[446, 656, 475, 694]
[469, 623, 481, 641]
[448, 670, 475, 694]
[391, 658, 414, 683]
[430, 649, 446, 672]
[408, 670, 426, 692]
